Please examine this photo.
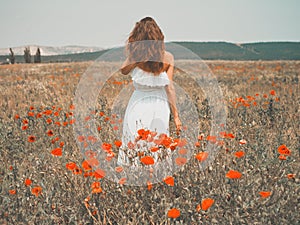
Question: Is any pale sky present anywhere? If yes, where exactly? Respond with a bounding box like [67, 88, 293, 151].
[0, 0, 299, 49]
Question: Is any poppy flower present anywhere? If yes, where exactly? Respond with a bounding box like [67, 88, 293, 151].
[239, 139, 247, 145]
[9, 189, 16, 195]
[175, 157, 187, 166]
[140, 156, 155, 165]
[24, 178, 32, 186]
[28, 135, 36, 143]
[194, 142, 201, 147]
[137, 128, 150, 140]
[86, 157, 100, 167]
[82, 160, 92, 171]
[206, 136, 217, 143]
[91, 182, 102, 193]
[36, 113, 42, 118]
[51, 147, 62, 156]
[22, 125, 28, 130]
[201, 198, 214, 211]
[178, 148, 188, 155]
[287, 174, 295, 179]
[73, 167, 82, 175]
[99, 111, 105, 117]
[278, 155, 286, 160]
[226, 170, 242, 179]
[46, 118, 52, 124]
[66, 162, 77, 170]
[47, 130, 54, 136]
[277, 145, 291, 156]
[270, 90, 276, 96]
[114, 140, 122, 148]
[85, 150, 97, 158]
[147, 181, 153, 191]
[150, 146, 160, 152]
[43, 109, 52, 115]
[94, 169, 106, 179]
[28, 111, 35, 117]
[102, 143, 112, 152]
[259, 191, 271, 198]
[31, 186, 42, 197]
[70, 104, 75, 110]
[115, 166, 123, 173]
[164, 176, 174, 186]
[167, 208, 180, 218]
[77, 135, 85, 142]
[23, 119, 28, 124]
[234, 151, 245, 158]
[14, 114, 20, 120]
[195, 152, 209, 162]
[69, 119, 75, 125]
[54, 111, 59, 116]
[118, 177, 127, 185]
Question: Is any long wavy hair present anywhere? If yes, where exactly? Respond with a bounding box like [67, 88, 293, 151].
[125, 17, 165, 75]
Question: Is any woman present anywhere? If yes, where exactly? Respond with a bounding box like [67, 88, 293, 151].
[117, 16, 181, 167]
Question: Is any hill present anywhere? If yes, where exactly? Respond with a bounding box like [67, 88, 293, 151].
[1, 41, 300, 63]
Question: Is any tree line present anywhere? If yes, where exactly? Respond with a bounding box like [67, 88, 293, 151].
[8, 47, 41, 64]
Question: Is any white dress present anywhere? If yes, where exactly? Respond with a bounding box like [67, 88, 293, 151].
[117, 67, 170, 167]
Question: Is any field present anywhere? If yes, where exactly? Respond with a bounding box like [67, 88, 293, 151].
[0, 60, 299, 224]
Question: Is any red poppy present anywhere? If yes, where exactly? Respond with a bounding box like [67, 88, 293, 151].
[167, 208, 180, 218]
[114, 140, 122, 148]
[137, 128, 150, 140]
[28, 135, 36, 143]
[201, 198, 214, 211]
[150, 146, 160, 152]
[175, 157, 187, 166]
[178, 148, 188, 155]
[28, 111, 35, 117]
[9, 189, 16, 195]
[115, 166, 123, 173]
[239, 139, 247, 145]
[226, 170, 242, 179]
[118, 177, 127, 185]
[102, 143, 112, 152]
[82, 160, 92, 171]
[22, 125, 28, 130]
[278, 154, 286, 160]
[164, 176, 174, 186]
[51, 147, 62, 156]
[277, 145, 291, 156]
[259, 191, 271, 198]
[66, 162, 77, 170]
[147, 181, 153, 191]
[94, 169, 106, 179]
[195, 152, 208, 162]
[24, 178, 32, 186]
[47, 130, 54, 136]
[140, 156, 155, 165]
[270, 90, 276, 96]
[234, 151, 245, 158]
[31, 186, 42, 197]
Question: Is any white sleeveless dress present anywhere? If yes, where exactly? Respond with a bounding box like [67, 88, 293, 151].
[117, 67, 170, 166]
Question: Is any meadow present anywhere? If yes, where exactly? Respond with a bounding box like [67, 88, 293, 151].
[0, 60, 299, 224]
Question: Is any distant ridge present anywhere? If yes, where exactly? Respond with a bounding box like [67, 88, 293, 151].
[1, 41, 300, 63]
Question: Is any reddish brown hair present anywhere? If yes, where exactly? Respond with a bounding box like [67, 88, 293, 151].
[125, 17, 165, 75]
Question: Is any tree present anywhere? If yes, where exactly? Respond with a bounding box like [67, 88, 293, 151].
[24, 47, 31, 63]
[34, 47, 41, 63]
[9, 48, 15, 64]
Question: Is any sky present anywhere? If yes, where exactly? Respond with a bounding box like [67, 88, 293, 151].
[0, 0, 299, 49]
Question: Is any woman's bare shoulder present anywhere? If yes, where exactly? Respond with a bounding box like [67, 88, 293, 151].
[164, 51, 174, 64]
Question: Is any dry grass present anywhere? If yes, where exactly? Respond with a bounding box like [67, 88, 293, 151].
[0, 60, 299, 224]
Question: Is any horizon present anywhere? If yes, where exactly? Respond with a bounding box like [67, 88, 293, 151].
[0, 0, 299, 49]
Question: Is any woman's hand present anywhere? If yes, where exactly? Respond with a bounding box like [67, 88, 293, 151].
[174, 116, 182, 135]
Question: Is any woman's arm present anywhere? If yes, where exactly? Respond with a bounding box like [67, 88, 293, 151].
[164, 52, 182, 133]
[120, 57, 135, 75]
